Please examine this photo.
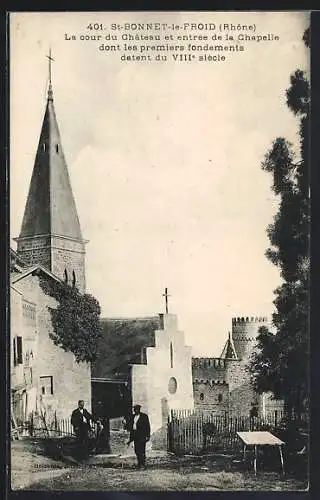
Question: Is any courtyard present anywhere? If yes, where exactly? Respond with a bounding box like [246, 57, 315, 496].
[11, 435, 308, 492]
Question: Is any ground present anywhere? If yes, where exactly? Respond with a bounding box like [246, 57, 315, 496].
[10, 432, 308, 492]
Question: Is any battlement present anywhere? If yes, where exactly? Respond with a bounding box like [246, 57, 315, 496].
[192, 357, 227, 370]
[232, 316, 268, 324]
[231, 336, 259, 342]
[193, 378, 227, 386]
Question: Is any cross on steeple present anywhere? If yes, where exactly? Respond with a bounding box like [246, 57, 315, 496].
[162, 287, 171, 314]
[46, 48, 54, 100]
[46, 48, 54, 83]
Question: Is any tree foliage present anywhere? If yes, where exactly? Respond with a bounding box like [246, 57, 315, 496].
[40, 278, 102, 363]
[249, 28, 310, 417]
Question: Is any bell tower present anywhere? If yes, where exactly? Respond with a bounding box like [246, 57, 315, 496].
[15, 51, 87, 292]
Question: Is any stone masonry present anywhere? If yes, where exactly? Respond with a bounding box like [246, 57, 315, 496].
[11, 270, 91, 423]
[192, 316, 272, 416]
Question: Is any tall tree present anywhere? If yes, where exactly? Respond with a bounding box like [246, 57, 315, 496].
[249, 28, 310, 418]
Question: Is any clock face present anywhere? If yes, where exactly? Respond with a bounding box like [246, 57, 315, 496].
[168, 377, 177, 394]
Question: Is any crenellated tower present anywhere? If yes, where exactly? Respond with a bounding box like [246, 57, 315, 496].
[231, 316, 269, 360]
[14, 52, 87, 293]
[192, 315, 271, 414]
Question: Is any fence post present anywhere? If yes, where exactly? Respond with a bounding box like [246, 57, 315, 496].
[29, 411, 34, 437]
[173, 417, 176, 454]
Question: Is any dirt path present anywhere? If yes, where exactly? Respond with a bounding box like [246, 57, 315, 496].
[21, 464, 307, 491]
[11, 439, 74, 490]
[10, 438, 308, 492]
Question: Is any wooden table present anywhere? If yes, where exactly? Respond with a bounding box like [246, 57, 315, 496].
[237, 431, 285, 475]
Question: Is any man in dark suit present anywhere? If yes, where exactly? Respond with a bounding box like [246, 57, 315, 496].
[71, 400, 93, 459]
[127, 404, 151, 469]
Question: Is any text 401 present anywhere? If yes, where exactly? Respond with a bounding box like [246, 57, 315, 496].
[87, 23, 103, 30]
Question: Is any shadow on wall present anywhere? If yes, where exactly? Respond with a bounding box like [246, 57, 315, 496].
[150, 426, 167, 451]
[144, 398, 171, 451]
[161, 397, 169, 426]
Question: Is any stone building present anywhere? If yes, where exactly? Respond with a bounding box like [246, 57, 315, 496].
[131, 313, 194, 432]
[92, 313, 194, 434]
[93, 312, 283, 435]
[192, 316, 283, 416]
[11, 75, 91, 428]
[11, 60, 282, 435]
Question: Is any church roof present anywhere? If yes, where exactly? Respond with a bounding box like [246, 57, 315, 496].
[220, 332, 238, 360]
[10, 248, 28, 272]
[11, 263, 62, 284]
[17, 83, 83, 242]
[92, 316, 162, 378]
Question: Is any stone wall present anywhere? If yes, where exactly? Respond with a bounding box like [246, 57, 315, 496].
[262, 392, 285, 417]
[11, 287, 24, 389]
[192, 357, 227, 381]
[225, 358, 261, 415]
[17, 235, 86, 293]
[51, 236, 86, 293]
[193, 380, 229, 413]
[16, 236, 51, 270]
[11, 272, 91, 422]
[192, 357, 228, 413]
[190, 315, 269, 416]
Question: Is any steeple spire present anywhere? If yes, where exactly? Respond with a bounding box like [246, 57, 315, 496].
[46, 48, 54, 100]
[15, 53, 87, 292]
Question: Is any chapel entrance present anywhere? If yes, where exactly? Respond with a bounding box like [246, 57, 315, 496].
[161, 397, 170, 426]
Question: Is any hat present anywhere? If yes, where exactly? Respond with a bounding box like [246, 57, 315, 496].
[133, 404, 141, 409]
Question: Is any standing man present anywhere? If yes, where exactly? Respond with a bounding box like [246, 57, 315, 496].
[127, 404, 151, 469]
[71, 400, 93, 459]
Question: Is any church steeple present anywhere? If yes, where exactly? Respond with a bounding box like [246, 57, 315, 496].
[15, 53, 87, 292]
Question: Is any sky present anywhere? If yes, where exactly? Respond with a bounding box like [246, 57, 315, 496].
[10, 11, 309, 356]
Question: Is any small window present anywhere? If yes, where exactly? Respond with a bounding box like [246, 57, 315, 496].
[168, 377, 177, 394]
[40, 376, 53, 395]
[72, 270, 76, 288]
[42, 143, 46, 152]
[13, 336, 23, 366]
[64, 269, 68, 283]
[56, 144, 59, 153]
[218, 393, 223, 403]
[200, 392, 205, 401]
[170, 342, 173, 368]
